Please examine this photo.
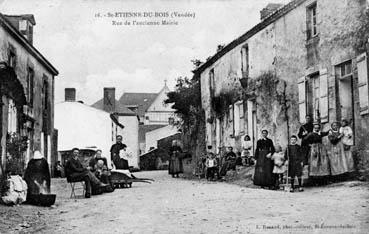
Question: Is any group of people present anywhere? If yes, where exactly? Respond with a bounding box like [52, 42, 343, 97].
[201, 146, 243, 181]
[199, 115, 355, 192]
[253, 115, 355, 192]
[65, 135, 134, 198]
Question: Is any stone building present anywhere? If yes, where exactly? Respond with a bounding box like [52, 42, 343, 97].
[0, 13, 58, 175]
[195, 0, 369, 177]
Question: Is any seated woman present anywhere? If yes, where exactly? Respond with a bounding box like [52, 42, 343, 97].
[88, 150, 113, 192]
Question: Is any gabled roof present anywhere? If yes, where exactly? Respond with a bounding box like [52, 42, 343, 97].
[147, 83, 173, 112]
[0, 13, 58, 75]
[118, 92, 157, 117]
[138, 124, 167, 142]
[91, 98, 136, 116]
[193, 0, 306, 75]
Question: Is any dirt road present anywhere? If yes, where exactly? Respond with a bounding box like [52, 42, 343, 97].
[1, 170, 369, 233]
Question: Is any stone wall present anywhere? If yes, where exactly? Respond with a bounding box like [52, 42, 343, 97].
[199, 0, 369, 177]
[0, 24, 56, 171]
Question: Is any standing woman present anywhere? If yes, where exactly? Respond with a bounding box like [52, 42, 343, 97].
[253, 130, 276, 189]
[168, 140, 183, 178]
[305, 123, 330, 184]
[327, 122, 349, 177]
[339, 119, 355, 173]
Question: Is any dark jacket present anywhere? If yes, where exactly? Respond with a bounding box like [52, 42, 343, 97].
[65, 157, 88, 182]
[298, 123, 314, 147]
[255, 138, 275, 160]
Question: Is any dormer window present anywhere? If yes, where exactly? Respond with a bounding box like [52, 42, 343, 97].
[19, 20, 28, 31]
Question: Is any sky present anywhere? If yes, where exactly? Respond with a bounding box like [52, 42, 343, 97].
[0, 0, 290, 105]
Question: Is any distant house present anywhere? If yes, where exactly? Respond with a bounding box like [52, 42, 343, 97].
[91, 88, 140, 168]
[145, 125, 179, 153]
[118, 92, 157, 124]
[115, 82, 178, 155]
[138, 124, 166, 154]
[144, 82, 176, 125]
[55, 88, 124, 168]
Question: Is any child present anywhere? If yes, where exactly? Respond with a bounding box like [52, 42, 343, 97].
[285, 135, 304, 192]
[270, 145, 286, 189]
[205, 152, 218, 180]
[241, 135, 253, 165]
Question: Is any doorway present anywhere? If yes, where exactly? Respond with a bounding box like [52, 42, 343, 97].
[247, 100, 257, 155]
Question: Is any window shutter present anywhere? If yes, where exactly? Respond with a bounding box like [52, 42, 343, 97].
[357, 52, 369, 115]
[319, 68, 329, 123]
[298, 76, 306, 123]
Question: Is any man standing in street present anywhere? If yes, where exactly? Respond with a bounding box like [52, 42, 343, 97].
[297, 115, 314, 165]
[110, 135, 128, 169]
[65, 148, 108, 198]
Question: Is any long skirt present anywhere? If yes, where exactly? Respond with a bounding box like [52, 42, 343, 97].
[327, 142, 355, 175]
[309, 143, 330, 177]
[253, 150, 275, 186]
[168, 156, 183, 175]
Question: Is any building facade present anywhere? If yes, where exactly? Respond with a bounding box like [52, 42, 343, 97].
[56, 88, 127, 168]
[0, 13, 58, 176]
[144, 82, 176, 125]
[196, 0, 369, 176]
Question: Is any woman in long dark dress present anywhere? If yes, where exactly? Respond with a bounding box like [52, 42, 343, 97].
[168, 140, 183, 178]
[253, 130, 276, 188]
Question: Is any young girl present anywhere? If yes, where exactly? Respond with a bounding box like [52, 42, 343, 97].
[242, 135, 253, 165]
[270, 145, 287, 189]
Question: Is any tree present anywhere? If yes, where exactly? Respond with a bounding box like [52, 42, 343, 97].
[165, 76, 204, 136]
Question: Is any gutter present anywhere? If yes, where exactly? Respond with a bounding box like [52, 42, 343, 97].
[193, 0, 306, 75]
[0, 13, 59, 76]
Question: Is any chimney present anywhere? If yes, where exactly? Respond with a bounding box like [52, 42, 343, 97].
[4, 14, 36, 44]
[103, 88, 116, 113]
[65, 88, 76, 102]
[260, 3, 283, 21]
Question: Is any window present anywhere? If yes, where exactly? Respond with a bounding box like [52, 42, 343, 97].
[209, 69, 215, 98]
[307, 3, 317, 40]
[357, 53, 369, 115]
[234, 101, 245, 136]
[336, 60, 352, 79]
[306, 73, 320, 120]
[229, 105, 234, 136]
[336, 61, 354, 121]
[229, 105, 233, 122]
[19, 20, 27, 31]
[305, 69, 329, 123]
[8, 99, 18, 133]
[241, 44, 249, 78]
[27, 67, 34, 107]
[8, 46, 16, 68]
[239, 102, 245, 133]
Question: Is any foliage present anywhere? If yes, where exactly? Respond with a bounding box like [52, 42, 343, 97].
[211, 91, 238, 117]
[165, 76, 204, 136]
[354, 8, 369, 53]
[5, 132, 28, 175]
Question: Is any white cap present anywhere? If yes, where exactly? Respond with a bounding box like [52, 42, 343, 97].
[33, 150, 43, 159]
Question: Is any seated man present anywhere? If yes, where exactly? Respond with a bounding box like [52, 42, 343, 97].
[65, 148, 108, 198]
[219, 146, 237, 178]
[88, 150, 113, 192]
[205, 152, 219, 180]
